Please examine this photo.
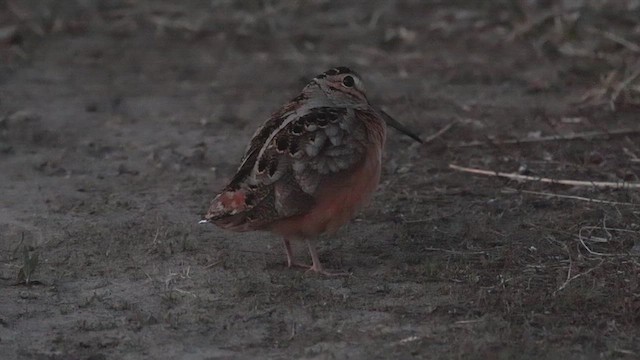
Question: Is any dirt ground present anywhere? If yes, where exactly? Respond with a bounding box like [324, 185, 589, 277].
[1, 1, 640, 359]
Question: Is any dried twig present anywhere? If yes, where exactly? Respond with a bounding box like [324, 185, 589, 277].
[623, 147, 640, 162]
[449, 164, 640, 189]
[502, 188, 640, 207]
[610, 66, 640, 107]
[423, 121, 457, 144]
[576, 63, 640, 110]
[423, 247, 486, 255]
[452, 128, 640, 148]
[173, 288, 197, 298]
[507, 8, 559, 41]
[577, 224, 639, 257]
[204, 260, 222, 269]
[586, 27, 640, 53]
[555, 259, 604, 294]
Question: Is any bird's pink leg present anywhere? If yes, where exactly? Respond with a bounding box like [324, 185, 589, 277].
[282, 238, 310, 269]
[305, 239, 350, 276]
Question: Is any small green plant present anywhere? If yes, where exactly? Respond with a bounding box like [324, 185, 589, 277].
[17, 245, 39, 285]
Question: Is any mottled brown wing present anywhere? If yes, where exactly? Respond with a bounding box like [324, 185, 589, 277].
[206, 106, 370, 230]
[227, 94, 306, 188]
[273, 107, 369, 194]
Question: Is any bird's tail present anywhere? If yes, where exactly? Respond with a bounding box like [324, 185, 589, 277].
[200, 189, 252, 231]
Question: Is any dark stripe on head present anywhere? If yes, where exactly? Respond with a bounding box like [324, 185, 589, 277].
[333, 66, 352, 74]
[315, 66, 357, 79]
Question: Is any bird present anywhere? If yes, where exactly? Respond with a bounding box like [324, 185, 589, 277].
[201, 67, 422, 275]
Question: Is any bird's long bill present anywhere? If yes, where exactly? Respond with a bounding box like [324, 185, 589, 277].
[380, 110, 423, 143]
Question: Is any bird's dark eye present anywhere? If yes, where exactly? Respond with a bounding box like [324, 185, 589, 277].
[342, 75, 355, 87]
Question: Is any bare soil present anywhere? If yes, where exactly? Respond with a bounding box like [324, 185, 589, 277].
[1, 1, 640, 359]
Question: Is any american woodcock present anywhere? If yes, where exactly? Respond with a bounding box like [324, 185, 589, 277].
[201, 67, 422, 275]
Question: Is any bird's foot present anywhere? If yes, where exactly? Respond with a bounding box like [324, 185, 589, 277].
[304, 239, 351, 276]
[287, 260, 311, 269]
[305, 264, 351, 277]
